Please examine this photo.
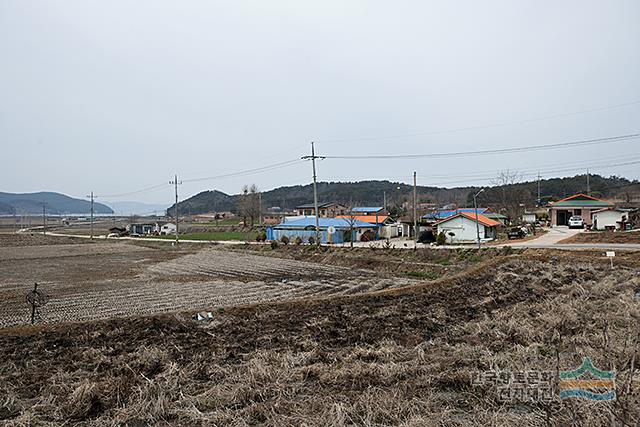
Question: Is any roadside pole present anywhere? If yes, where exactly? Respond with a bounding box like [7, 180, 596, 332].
[413, 171, 417, 247]
[473, 188, 485, 249]
[169, 174, 182, 245]
[87, 191, 94, 240]
[302, 142, 325, 247]
[42, 203, 46, 236]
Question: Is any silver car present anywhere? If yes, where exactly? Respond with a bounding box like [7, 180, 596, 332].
[568, 215, 584, 229]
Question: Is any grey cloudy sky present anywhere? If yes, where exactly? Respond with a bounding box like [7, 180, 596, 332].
[2, 0, 640, 204]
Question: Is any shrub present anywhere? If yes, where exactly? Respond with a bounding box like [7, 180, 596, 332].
[256, 231, 267, 242]
[294, 236, 303, 245]
[280, 235, 289, 245]
[436, 232, 446, 246]
[308, 236, 315, 246]
[270, 240, 279, 250]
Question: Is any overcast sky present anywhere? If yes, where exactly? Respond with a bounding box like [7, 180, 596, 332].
[2, 0, 640, 205]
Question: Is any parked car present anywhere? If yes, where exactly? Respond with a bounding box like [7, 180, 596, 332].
[568, 216, 584, 229]
[507, 227, 527, 240]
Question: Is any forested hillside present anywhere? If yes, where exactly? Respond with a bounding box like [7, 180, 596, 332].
[170, 174, 639, 216]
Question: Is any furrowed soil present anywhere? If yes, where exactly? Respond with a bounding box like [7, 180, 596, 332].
[1, 251, 639, 426]
[0, 236, 416, 328]
[560, 230, 640, 244]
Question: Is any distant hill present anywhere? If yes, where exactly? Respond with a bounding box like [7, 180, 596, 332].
[170, 174, 639, 216]
[0, 192, 114, 215]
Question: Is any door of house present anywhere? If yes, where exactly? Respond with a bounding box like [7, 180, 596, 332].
[557, 210, 569, 226]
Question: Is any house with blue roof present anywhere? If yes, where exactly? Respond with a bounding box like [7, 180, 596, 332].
[351, 206, 386, 215]
[269, 216, 376, 244]
[422, 208, 489, 222]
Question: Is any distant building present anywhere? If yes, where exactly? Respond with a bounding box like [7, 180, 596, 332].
[294, 202, 349, 218]
[128, 223, 158, 235]
[548, 194, 612, 227]
[433, 212, 500, 243]
[522, 211, 537, 224]
[269, 216, 375, 244]
[350, 207, 387, 216]
[591, 208, 635, 231]
[422, 208, 490, 223]
[160, 223, 177, 235]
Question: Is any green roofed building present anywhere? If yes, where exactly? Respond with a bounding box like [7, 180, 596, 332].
[548, 194, 613, 227]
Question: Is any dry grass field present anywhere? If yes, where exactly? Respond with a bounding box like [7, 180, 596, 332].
[0, 234, 639, 426]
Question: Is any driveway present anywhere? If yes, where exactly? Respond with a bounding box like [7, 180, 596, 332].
[502, 226, 583, 247]
[500, 227, 640, 251]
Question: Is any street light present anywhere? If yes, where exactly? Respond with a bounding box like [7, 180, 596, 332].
[473, 188, 485, 249]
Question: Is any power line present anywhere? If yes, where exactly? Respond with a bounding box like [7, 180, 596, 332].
[95, 159, 304, 200]
[323, 133, 640, 160]
[182, 159, 303, 183]
[316, 99, 640, 143]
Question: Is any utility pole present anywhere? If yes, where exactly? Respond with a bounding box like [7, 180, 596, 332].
[169, 174, 182, 245]
[413, 171, 417, 245]
[42, 203, 46, 236]
[301, 142, 325, 246]
[259, 192, 263, 225]
[537, 172, 541, 207]
[87, 191, 95, 240]
[473, 188, 485, 249]
[383, 191, 387, 211]
[586, 169, 590, 195]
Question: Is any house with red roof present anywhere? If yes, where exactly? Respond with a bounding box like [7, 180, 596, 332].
[433, 211, 501, 243]
[547, 194, 613, 227]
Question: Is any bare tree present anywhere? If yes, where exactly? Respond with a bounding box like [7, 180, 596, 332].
[490, 170, 526, 223]
[238, 184, 260, 227]
[343, 201, 361, 248]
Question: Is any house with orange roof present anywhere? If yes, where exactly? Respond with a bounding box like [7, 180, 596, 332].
[433, 211, 501, 243]
[547, 194, 613, 227]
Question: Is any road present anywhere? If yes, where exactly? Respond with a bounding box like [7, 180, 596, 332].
[20, 229, 640, 251]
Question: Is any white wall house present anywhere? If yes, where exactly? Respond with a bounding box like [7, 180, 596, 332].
[160, 222, 177, 235]
[591, 209, 629, 231]
[522, 212, 537, 223]
[434, 212, 500, 243]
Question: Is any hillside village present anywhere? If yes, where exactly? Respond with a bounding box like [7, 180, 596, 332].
[98, 175, 640, 247]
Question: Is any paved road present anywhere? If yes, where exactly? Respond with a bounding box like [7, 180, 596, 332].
[24, 230, 640, 251]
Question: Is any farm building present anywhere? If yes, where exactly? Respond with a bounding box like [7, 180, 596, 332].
[294, 202, 349, 218]
[591, 208, 635, 231]
[127, 223, 158, 235]
[160, 223, 177, 235]
[269, 216, 375, 244]
[548, 194, 612, 227]
[433, 212, 500, 244]
[336, 213, 403, 239]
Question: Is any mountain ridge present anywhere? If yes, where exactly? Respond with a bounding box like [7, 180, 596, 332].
[0, 192, 114, 215]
